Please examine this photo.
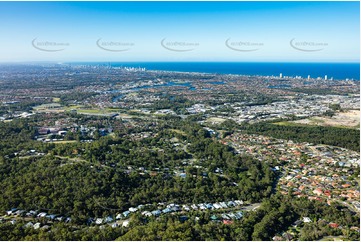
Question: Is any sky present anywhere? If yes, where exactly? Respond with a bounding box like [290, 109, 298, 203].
[0, 1, 359, 62]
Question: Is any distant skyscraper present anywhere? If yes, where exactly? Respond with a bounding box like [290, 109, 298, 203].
[325, 75, 328, 80]
[280, 73, 283, 78]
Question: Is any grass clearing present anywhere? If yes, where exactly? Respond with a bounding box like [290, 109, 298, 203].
[274, 121, 300, 126]
[33, 103, 62, 110]
[65, 104, 85, 109]
[319, 235, 345, 241]
[169, 129, 187, 136]
[76, 109, 105, 114]
[52, 140, 78, 144]
[106, 108, 122, 112]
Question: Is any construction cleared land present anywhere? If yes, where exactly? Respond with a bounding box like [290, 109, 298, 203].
[289, 110, 360, 129]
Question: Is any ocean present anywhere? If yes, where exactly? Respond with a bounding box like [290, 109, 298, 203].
[72, 62, 361, 81]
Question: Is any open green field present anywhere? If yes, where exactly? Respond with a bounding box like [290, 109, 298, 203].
[33, 103, 62, 110]
[52, 140, 78, 144]
[76, 109, 106, 114]
[319, 235, 345, 241]
[62, 106, 121, 116]
[274, 121, 306, 127]
[169, 129, 187, 136]
[63, 104, 85, 110]
[106, 108, 122, 112]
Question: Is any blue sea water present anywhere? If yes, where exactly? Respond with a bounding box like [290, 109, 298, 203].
[72, 62, 360, 81]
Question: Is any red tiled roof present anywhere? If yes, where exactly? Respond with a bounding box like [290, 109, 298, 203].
[329, 223, 339, 228]
[223, 220, 234, 225]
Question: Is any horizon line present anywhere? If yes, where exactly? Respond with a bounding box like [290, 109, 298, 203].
[0, 61, 360, 64]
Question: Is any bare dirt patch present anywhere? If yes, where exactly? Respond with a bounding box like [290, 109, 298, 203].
[292, 110, 360, 129]
[205, 117, 227, 124]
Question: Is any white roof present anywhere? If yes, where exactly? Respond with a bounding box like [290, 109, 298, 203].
[122, 220, 130, 227]
[129, 207, 138, 212]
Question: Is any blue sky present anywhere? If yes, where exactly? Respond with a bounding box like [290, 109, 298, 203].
[0, 1, 359, 62]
